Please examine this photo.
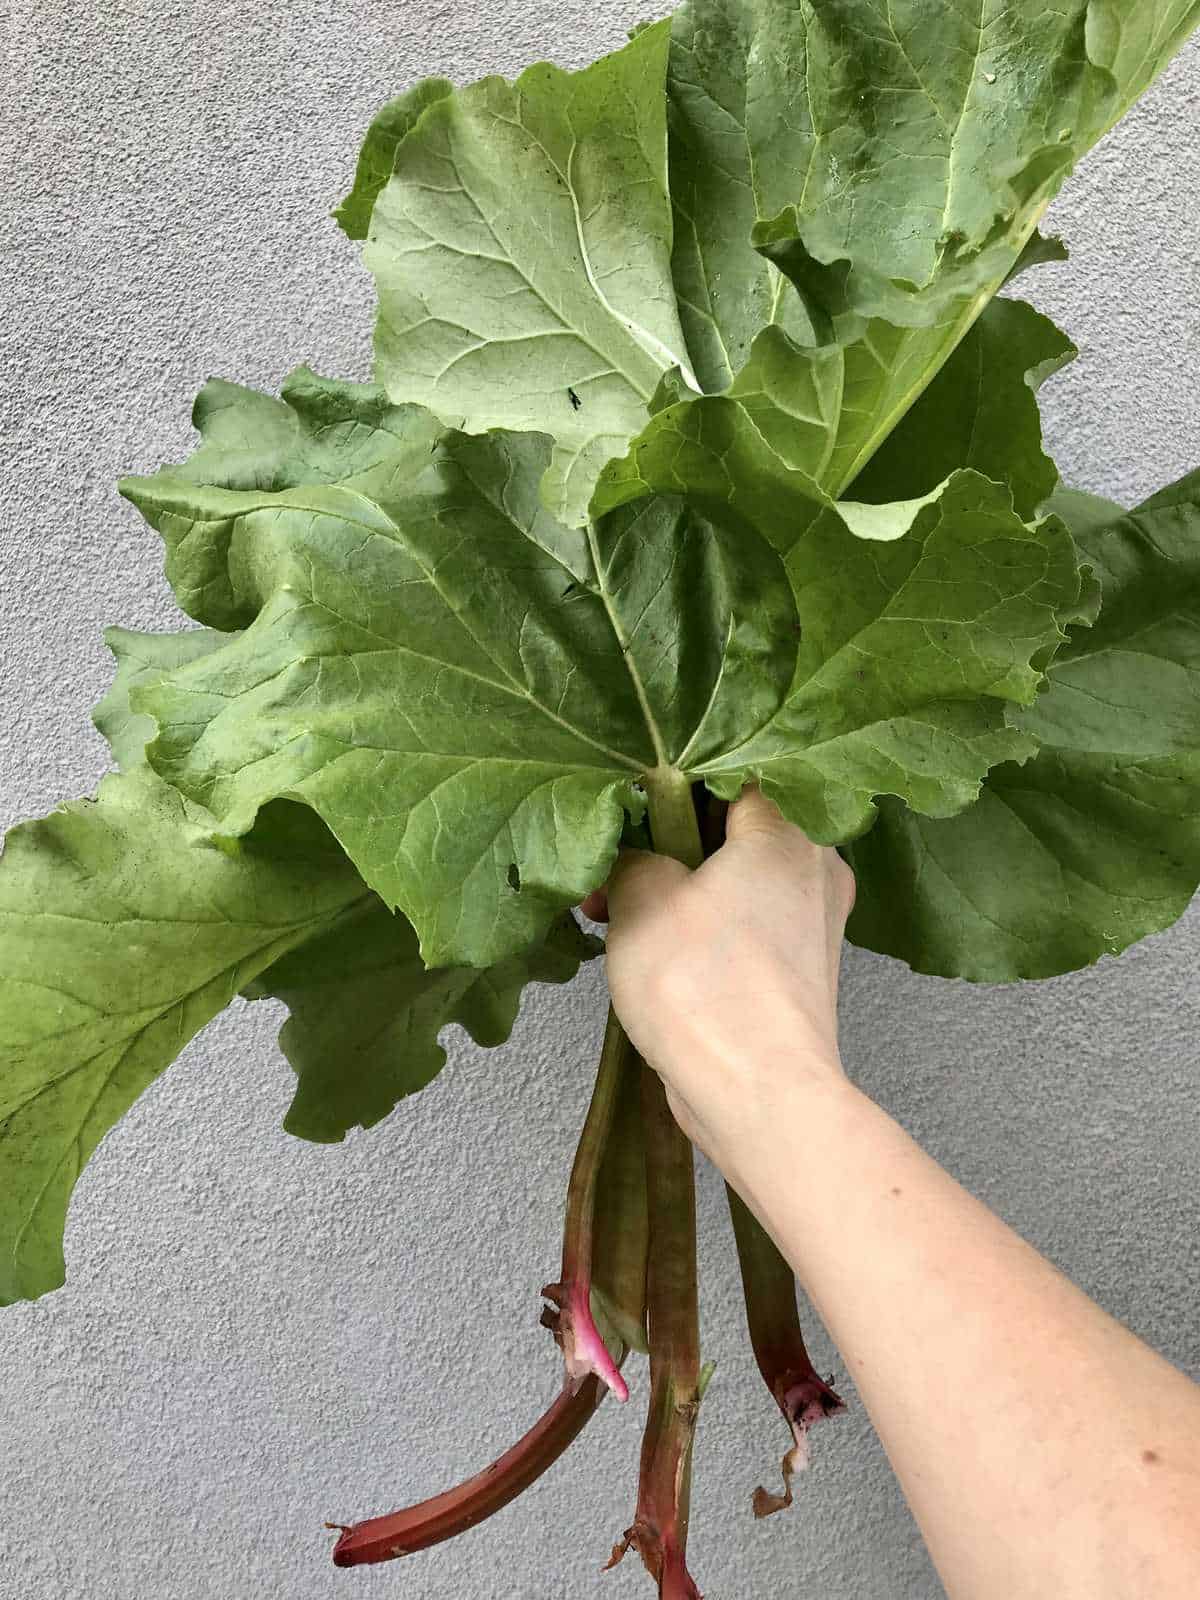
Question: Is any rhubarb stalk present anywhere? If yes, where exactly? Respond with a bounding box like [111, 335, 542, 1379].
[329, 1371, 611, 1565]
[607, 1064, 704, 1598]
[330, 942, 650, 1566]
[608, 767, 706, 1598]
[542, 1005, 636, 1400]
[590, 1024, 650, 1357]
[727, 1187, 845, 1516]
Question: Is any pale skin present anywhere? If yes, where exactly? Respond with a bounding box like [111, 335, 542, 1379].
[589, 786, 1200, 1600]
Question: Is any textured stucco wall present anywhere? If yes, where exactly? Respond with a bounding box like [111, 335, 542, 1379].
[1, 5, 1198, 1598]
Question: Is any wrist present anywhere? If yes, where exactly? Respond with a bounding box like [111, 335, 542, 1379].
[725, 1070, 863, 1192]
[652, 1023, 856, 1187]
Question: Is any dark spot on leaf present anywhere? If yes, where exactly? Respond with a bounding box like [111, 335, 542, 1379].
[506, 862, 521, 892]
[568, 387, 582, 411]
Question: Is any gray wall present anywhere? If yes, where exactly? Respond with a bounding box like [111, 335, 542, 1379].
[1, 4, 1197, 1597]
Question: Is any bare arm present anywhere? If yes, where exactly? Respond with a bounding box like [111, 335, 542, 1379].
[602, 788, 1200, 1600]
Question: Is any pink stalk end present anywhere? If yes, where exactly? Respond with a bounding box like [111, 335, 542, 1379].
[327, 1010, 645, 1571]
[608, 1526, 702, 1600]
[542, 1279, 629, 1401]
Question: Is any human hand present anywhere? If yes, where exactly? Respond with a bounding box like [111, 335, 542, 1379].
[594, 787, 856, 1179]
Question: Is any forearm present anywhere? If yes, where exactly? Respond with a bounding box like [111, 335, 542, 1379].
[724, 1070, 1200, 1600]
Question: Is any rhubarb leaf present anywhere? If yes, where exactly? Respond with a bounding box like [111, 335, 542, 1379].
[845, 476, 1200, 980]
[746, 0, 1200, 330]
[657, 0, 1196, 500]
[344, 2, 1199, 525]
[668, 471, 1083, 837]
[94, 625, 601, 1142]
[245, 904, 598, 1143]
[591, 292, 1075, 519]
[359, 20, 696, 527]
[0, 772, 364, 1304]
[122, 371, 1085, 970]
[137, 368, 443, 630]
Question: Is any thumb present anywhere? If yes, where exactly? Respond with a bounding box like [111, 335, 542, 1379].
[723, 783, 794, 843]
[606, 847, 690, 929]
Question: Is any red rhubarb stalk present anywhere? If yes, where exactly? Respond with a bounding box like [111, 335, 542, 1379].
[542, 1005, 636, 1401]
[608, 1064, 703, 1599]
[607, 767, 706, 1598]
[727, 1187, 845, 1516]
[329, 1370, 610, 1565]
[329, 980, 649, 1567]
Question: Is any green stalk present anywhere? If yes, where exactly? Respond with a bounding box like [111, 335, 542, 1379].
[642, 767, 706, 870]
[608, 767, 705, 1599]
[590, 1030, 650, 1356]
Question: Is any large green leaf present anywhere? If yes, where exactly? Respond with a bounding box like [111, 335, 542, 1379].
[748, 0, 1196, 491]
[345, 0, 1197, 527]
[245, 904, 598, 1143]
[128, 369, 442, 631]
[744, 0, 1199, 327]
[0, 772, 364, 1304]
[594, 296, 1078, 531]
[845, 476, 1200, 980]
[659, 0, 1046, 487]
[659, 0, 1195, 493]
[121, 372, 1085, 970]
[359, 20, 697, 528]
[92, 623, 600, 1143]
